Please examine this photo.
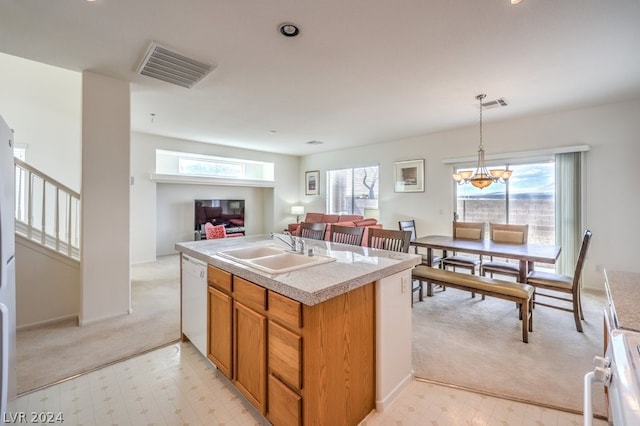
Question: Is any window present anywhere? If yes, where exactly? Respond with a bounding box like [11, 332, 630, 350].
[155, 149, 275, 182]
[455, 160, 555, 245]
[451, 146, 586, 275]
[178, 157, 244, 178]
[327, 166, 379, 215]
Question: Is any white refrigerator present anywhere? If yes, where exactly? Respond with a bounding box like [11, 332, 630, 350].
[0, 114, 17, 417]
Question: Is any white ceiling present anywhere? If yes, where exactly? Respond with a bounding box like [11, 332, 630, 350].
[1, 0, 639, 156]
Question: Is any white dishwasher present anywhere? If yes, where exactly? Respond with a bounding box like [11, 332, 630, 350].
[181, 254, 207, 356]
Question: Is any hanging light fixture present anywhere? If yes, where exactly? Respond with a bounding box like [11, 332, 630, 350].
[452, 94, 512, 189]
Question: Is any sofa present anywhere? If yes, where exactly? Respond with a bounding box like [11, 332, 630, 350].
[287, 212, 382, 246]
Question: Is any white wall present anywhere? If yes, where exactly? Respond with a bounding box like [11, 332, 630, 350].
[130, 132, 300, 263]
[302, 99, 640, 290]
[15, 237, 80, 328]
[80, 72, 131, 324]
[0, 53, 81, 191]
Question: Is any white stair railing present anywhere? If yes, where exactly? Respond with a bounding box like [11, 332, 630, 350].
[14, 158, 81, 260]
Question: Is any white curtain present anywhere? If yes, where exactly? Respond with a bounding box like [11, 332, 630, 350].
[554, 152, 583, 276]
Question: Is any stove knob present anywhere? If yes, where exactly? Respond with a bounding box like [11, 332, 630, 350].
[593, 355, 611, 368]
[593, 366, 612, 386]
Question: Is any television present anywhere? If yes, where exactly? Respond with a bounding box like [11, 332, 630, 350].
[194, 199, 245, 237]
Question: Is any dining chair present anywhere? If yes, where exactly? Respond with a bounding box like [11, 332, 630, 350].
[205, 223, 227, 239]
[205, 222, 244, 239]
[440, 221, 485, 299]
[399, 220, 442, 305]
[298, 222, 328, 240]
[441, 221, 485, 274]
[398, 220, 442, 267]
[525, 229, 592, 332]
[367, 228, 412, 253]
[328, 224, 365, 246]
[481, 223, 529, 281]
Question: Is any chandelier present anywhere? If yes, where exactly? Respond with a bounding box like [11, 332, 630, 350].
[453, 94, 512, 189]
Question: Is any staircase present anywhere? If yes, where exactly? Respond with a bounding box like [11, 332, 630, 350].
[14, 158, 80, 260]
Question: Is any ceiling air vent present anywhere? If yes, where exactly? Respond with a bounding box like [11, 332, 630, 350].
[481, 97, 508, 109]
[136, 42, 216, 89]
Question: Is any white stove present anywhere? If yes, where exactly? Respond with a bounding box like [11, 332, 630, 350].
[584, 324, 640, 425]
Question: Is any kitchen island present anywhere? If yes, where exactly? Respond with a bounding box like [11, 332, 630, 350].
[176, 233, 421, 426]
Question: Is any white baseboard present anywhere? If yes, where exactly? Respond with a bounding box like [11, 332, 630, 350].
[17, 314, 79, 331]
[375, 372, 414, 412]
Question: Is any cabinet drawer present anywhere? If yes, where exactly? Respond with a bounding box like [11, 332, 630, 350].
[269, 291, 302, 329]
[269, 320, 302, 390]
[233, 277, 266, 312]
[208, 265, 232, 293]
[267, 374, 301, 426]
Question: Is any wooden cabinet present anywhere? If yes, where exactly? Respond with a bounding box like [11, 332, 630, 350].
[267, 283, 375, 426]
[207, 286, 232, 378]
[267, 292, 304, 426]
[207, 265, 375, 426]
[233, 277, 267, 414]
[207, 266, 233, 379]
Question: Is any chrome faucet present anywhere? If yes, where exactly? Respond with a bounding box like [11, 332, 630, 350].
[271, 233, 301, 253]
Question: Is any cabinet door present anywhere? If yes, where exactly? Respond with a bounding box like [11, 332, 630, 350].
[234, 301, 267, 414]
[208, 286, 233, 379]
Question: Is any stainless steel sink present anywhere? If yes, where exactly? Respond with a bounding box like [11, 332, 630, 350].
[218, 245, 335, 274]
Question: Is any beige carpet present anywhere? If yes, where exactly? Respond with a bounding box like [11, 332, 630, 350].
[412, 284, 607, 417]
[16, 255, 181, 395]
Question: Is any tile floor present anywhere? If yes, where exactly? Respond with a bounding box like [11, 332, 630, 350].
[8, 342, 606, 426]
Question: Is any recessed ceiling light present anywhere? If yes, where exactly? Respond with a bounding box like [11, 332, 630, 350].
[279, 23, 300, 37]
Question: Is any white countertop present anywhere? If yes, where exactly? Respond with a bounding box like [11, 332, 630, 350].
[176, 233, 422, 306]
[605, 269, 640, 333]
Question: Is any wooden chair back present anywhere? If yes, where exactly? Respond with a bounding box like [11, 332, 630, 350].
[328, 225, 365, 246]
[572, 229, 593, 293]
[526, 229, 592, 332]
[452, 221, 485, 240]
[299, 222, 327, 240]
[368, 228, 412, 253]
[398, 220, 418, 241]
[489, 223, 528, 244]
[205, 223, 227, 239]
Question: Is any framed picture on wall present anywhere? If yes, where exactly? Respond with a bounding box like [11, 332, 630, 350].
[394, 159, 424, 192]
[305, 170, 320, 195]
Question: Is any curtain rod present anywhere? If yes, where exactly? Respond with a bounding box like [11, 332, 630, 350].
[441, 144, 590, 165]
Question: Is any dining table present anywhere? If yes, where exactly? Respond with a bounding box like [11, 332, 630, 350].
[410, 235, 562, 283]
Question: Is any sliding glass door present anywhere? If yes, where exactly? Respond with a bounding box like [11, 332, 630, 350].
[455, 161, 555, 245]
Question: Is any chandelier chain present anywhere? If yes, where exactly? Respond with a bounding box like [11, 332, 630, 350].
[452, 93, 512, 189]
[477, 93, 486, 150]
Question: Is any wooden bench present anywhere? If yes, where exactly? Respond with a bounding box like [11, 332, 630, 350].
[412, 266, 534, 343]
